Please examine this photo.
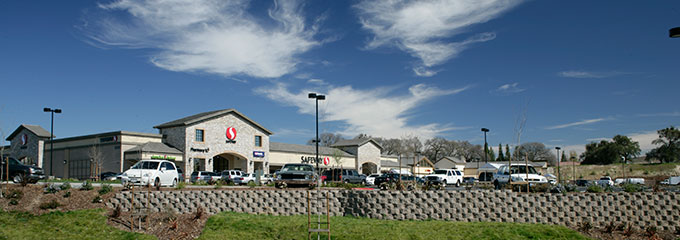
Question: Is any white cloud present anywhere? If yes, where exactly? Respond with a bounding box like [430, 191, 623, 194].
[628, 131, 659, 153]
[546, 118, 606, 130]
[558, 70, 626, 79]
[586, 137, 610, 142]
[307, 79, 326, 85]
[637, 111, 680, 117]
[492, 82, 524, 95]
[255, 83, 470, 139]
[354, 0, 521, 76]
[81, 0, 322, 78]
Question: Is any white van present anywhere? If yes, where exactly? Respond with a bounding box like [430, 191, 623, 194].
[121, 160, 179, 187]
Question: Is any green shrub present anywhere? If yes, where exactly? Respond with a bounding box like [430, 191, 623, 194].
[63, 191, 71, 198]
[39, 200, 61, 210]
[214, 182, 223, 189]
[589, 171, 595, 176]
[5, 189, 23, 200]
[92, 195, 102, 203]
[44, 184, 60, 194]
[98, 184, 112, 195]
[643, 170, 649, 175]
[176, 181, 186, 190]
[60, 182, 71, 190]
[9, 199, 19, 205]
[247, 181, 257, 188]
[586, 185, 603, 193]
[622, 183, 642, 193]
[80, 181, 93, 191]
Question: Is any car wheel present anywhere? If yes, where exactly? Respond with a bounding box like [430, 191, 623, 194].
[154, 178, 161, 189]
[171, 178, 177, 187]
[344, 179, 350, 184]
[12, 173, 24, 183]
[455, 181, 460, 188]
[442, 180, 447, 185]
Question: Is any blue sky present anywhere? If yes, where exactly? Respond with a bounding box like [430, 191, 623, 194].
[1, 0, 679, 155]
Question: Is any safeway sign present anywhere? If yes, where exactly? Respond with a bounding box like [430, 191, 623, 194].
[323, 157, 330, 165]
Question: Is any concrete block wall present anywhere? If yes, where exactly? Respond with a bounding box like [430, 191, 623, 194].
[108, 189, 680, 231]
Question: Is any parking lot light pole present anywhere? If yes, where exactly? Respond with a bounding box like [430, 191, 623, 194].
[481, 128, 489, 163]
[308, 93, 325, 186]
[670, 27, 680, 38]
[44, 108, 61, 177]
[555, 147, 561, 185]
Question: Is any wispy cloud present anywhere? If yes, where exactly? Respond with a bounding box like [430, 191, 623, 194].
[491, 82, 524, 95]
[354, 0, 522, 77]
[546, 118, 607, 130]
[80, 0, 323, 78]
[637, 111, 680, 117]
[255, 83, 470, 139]
[586, 137, 610, 142]
[558, 70, 626, 79]
[307, 79, 327, 85]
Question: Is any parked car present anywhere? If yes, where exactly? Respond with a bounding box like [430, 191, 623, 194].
[189, 171, 214, 183]
[374, 173, 424, 186]
[660, 176, 680, 185]
[597, 176, 614, 186]
[260, 174, 274, 184]
[321, 169, 366, 184]
[275, 163, 317, 188]
[221, 170, 243, 183]
[177, 168, 184, 182]
[463, 177, 477, 184]
[234, 173, 258, 185]
[575, 179, 591, 186]
[365, 174, 380, 185]
[121, 160, 179, 187]
[492, 164, 548, 189]
[0, 157, 44, 184]
[100, 171, 119, 181]
[424, 169, 463, 187]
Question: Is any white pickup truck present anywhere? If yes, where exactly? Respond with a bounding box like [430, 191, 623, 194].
[661, 176, 680, 185]
[492, 164, 548, 189]
[424, 169, 463, 187]
[597, 176, 614, 186]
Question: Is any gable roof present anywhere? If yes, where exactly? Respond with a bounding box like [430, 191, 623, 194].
[125, 142, 182, 154]
[270, 142, 354, 157]
[439, 156, 465, 164]
[331, 138, 383, 150]
[6, 124, 52, 141]
[465, 161, 543, 169]
[153, 109, 273, 135]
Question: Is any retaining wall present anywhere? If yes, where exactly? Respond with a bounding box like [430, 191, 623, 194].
[107, 189, 680, 231]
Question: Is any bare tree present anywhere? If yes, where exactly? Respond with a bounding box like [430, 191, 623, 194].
[88, 145, 104, 180]
[306, 132, 345, 147]
[401, 135, 423, 156]
[514, 142, 556, 164]
[424, 137, 448, 164]
[455, 141, 483, 162]
[376, 138, 403, 155]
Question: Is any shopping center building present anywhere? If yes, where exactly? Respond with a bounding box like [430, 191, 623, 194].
[3, 109, 393, 180]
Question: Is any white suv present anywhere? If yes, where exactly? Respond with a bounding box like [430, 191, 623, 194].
[493, 164, 547, 189]
[121, 160, 179, 187]
[425, 169, 463, 187]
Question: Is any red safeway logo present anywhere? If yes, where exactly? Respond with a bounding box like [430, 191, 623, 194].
[323, 157, 330, 165]
[226, 127, 237, 140]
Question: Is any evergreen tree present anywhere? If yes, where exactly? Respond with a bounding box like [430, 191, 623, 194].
[497, 144, 504, 161]
[487, 148, 495, 162]
[505, 144, 512, 161]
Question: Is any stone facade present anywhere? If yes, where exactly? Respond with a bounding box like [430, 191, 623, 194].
[108, 189, 680, 231]
[8, 128, 46, 166]
[357, 143, 381, 174]
[159, 112, 270, 175]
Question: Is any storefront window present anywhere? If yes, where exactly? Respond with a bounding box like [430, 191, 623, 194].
[195, 129, 204, 142]
[255, 135, 262, 147]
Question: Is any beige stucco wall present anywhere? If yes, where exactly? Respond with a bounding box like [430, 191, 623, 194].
[269, 151, 355, 170]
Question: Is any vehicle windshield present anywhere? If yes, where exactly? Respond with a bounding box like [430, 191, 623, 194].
[510, 165, 537, 174]
[281, 164, 313, 172]
[130, 161, 160, 170]
[433, 170, 448, 175]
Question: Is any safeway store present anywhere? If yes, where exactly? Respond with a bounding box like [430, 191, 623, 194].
[3, 109, 387, 181]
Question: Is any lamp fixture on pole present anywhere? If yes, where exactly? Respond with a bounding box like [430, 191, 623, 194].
[43, 107, 62, 177]
[670, 27, 680, 38]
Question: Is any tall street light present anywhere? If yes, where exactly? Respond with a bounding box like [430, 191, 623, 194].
[481, 128, 489, 163]
[555, 147, 561, 185]
[44, 108, 61, 177]
[308, 93, 325, 185]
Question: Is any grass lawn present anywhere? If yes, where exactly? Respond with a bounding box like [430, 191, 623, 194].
[0, 209, 154, 240]
[199, 212, 590, 240]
